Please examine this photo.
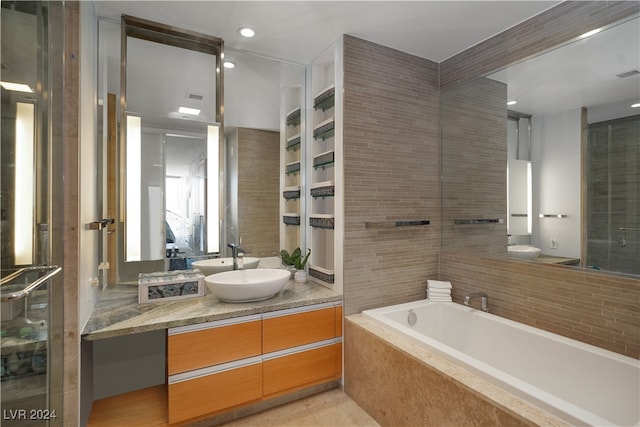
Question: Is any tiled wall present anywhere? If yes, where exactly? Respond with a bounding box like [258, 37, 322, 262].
[342, 35, 441, 315]
[441, 77, 507, 254]
[63, 3, 80, 426]
[440, 252, 640, 358]
[440, 1, 640, 89]
[237, 128, 280, 258]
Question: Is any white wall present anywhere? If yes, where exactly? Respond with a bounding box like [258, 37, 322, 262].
[530, 108, 581, 258]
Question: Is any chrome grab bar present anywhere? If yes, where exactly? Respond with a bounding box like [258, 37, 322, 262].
[620, 227, 640, 232]
[1, 265, 62, 302]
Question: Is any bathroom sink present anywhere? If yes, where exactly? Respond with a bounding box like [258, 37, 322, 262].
[508, 245, 541, 260]
[192, 257, 260, 275]
[205, 268, 291, 302]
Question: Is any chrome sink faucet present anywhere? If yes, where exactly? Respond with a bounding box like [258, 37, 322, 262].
[464, 292, 488, 312]
[227, 243, 247, 270]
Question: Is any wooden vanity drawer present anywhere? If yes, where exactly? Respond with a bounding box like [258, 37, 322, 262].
[168, 360, 262, 424]
[262, 305, 335, 353]
[262, 342, 341, 397]
[168, 316, 262, 375]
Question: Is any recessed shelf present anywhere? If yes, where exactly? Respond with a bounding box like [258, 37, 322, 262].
[310, 214, 334, 229]
[313, 150, 334, 169]
[286, 107, 301, 127]
[454, 218, 504, 225]
[285, 161, 301, 175]
[310, 181, 335, 198]
[313, 84, 335, 111]
[365, 220, 430, 228]
[286, 134, 301, 150]
[283, 186, 301, 200]
[313, 118, 335, 141]
[283, 214, 300, 226]
[308, 264, 335, 284]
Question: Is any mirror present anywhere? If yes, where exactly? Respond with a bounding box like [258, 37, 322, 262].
[442, 17, 640, 276]
[98, 17, 304, 281]
[121, 16, 222, 265]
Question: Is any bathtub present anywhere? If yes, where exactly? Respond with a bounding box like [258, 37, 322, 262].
[362, 300, 639, 427]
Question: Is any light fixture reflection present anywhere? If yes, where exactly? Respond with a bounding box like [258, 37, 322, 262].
[14, 102, 35, 265]
[178, 106, 201, 115]
[126, 115, 142, 261]
[507, 100, 517, 106]
[631, 103, 640, 108]
[223, 61, 236, 69]
[1, 81, 34, 93]
[579, 28, 602, 39]
[207, 125, 220, 253]
[238, 27, 255, 38]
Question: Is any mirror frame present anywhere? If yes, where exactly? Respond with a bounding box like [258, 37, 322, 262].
[120, 15, 224, 268]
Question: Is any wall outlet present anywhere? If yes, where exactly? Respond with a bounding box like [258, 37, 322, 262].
[550, 238, 558, 249]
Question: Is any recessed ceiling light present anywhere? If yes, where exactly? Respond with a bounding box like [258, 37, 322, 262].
[579, 28, 602, 39]
[632, 103, 640, 108]
[507, 100, 517, 106]
[224, 61, 236, 69]
[0, 81, 34, 93]
[178, 106, 200, 115]
[238, 27, 255, 38]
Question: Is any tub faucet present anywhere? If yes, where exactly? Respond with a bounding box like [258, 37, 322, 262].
[464, 292, 488, 312]
[227, 243, 248, 270]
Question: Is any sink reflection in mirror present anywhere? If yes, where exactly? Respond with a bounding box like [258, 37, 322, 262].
[507, 245, 541, 260]
[192, 257, 260, 275]
[205, 269, 291, 303]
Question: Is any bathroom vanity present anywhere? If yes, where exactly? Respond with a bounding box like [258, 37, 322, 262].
[83, 279, 343, 425]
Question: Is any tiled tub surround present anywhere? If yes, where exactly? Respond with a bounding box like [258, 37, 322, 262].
[342, 35, 441, 316]
[440, 252, 640, 359]
[345, 315, 565, 427]
[359, 301, 639, 426]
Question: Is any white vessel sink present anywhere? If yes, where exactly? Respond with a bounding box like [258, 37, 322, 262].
[205, 268, 290, 302]
[508, 245, 541, 260]
[192, 257, 260, 275]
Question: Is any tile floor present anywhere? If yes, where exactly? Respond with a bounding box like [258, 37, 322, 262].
[219, 389, 380, 427]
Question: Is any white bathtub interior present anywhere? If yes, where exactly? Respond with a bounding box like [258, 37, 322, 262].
[362, 300, 639, 427]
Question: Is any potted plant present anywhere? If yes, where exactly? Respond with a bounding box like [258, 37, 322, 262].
[280, 247, 311, 282]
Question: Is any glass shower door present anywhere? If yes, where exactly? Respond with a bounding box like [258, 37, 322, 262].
[1, 2, 64, 425]
[587, 115, 640, 275]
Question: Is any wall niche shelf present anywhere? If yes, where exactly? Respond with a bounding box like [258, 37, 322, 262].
[313, 118, 335, 141]
[313, 151, 335, 169]
[310, 214, 334, 230]
[286, 107, 301, 127]
[285, 161, 301, 175]
[283, 214, 301, 226]
[286, 134, 301, 150]
[308, 265, 335, 284]
[314, 84, 335, 111]
[310, 181, 335, 198]
[283, 186, 301, 200]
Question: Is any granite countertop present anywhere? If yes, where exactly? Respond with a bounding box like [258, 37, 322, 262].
[82, 279, 342, 341]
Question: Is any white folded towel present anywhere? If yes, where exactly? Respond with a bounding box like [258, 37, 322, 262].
[427, 280, 452, 290]
[428, 288, 450, 294]
[427, 296, 452, 302]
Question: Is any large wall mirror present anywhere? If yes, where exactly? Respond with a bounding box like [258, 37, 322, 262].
[442, 16, 640, 277]
[98, 16, 303, 282]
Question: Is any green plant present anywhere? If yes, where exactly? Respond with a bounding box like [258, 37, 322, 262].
[280, 247, 311, 270]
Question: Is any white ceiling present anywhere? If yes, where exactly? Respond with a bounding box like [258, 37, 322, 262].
[94, 1, 639, 131]
[93, 1, 561, 64]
